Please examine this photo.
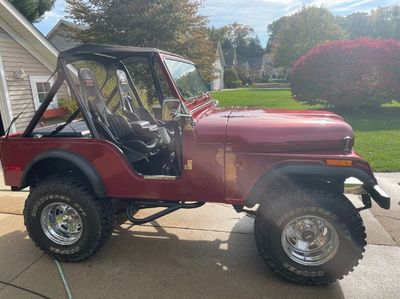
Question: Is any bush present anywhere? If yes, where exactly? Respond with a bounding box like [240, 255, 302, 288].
[231, 80, 242, 88]
[291, 38, 400, 109]
[58, 97, 79, 113]
[224, 68, 241, 89]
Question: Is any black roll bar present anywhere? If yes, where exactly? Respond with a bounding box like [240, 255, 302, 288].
[59, 59, 100, 139]
[23, 73, 65, 137]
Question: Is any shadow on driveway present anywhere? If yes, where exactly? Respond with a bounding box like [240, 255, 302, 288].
[58, 217, 345, 299]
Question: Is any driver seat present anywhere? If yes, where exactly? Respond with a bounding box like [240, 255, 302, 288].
[78, 68, 162, 162]
[115, 69, 172, 145]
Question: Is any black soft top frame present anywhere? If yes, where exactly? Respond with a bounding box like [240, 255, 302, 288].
[24, 43, 184, 138]
[59, 43, 185, 61]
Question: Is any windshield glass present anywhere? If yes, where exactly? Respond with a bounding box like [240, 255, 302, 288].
[165, 59, 208, 100]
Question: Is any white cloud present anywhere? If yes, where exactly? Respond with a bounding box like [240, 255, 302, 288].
[310, 0, 372, 9]
[35, 0, 399, 45]
[202, 0, 399, 45]
[34, 0, 66, 34]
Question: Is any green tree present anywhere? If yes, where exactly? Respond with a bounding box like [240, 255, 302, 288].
[372, 6, 400, 39]
[66, 0, 215, 80]
[268, 6, 346, 68]
[337, 12, 373, 39]
[10, 0, 55, 23]
[338, 6, 400, 40]
[266, 16, 288, 53]
[212, 23, 264, 65]
[240, 36, 264, 60]
[226, 22, 254, 42]
[207, 26, 229, 44]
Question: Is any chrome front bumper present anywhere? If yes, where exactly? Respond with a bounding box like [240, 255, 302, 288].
[345, 178, 391, 209]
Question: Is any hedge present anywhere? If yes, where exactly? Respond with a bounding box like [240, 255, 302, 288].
[224, 68, 241, 89]
[290, 38, 400, 109]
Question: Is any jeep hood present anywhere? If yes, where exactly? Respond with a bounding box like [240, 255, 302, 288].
[224, 108, 354, 153]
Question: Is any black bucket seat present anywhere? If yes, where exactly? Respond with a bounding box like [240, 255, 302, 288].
[115, 70, 172, 145]
[78, 68, 165, 162]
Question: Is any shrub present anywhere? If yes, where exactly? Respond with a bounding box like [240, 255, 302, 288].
[224, 68, 241, 89]
[290, 38, 400, 110]
[231, 80, 242, 88]
[58, 97, 79, 113]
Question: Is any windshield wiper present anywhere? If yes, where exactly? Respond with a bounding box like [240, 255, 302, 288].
[180, 87, 196, 98]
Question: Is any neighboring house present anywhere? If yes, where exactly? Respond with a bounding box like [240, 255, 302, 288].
[46, 19, 86, 51]
[260, 53, 288, 81]
[243, 56, 263, 81]
[211, 41, 225, 91]
[222, 45, 264, 82]
[0, 0, 69, 135]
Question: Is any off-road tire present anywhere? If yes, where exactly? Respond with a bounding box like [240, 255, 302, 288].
[24, 176, 115, 262]
[254, 187, 366, 285]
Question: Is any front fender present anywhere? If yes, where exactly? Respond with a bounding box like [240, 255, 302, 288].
[246, 163, 389, 209]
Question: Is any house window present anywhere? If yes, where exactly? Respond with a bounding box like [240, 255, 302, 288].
[36, 82, 51, 103]
[29, 76, 58, 110]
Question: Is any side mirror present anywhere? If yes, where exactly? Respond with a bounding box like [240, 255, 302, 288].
[162, 98, 191, 121]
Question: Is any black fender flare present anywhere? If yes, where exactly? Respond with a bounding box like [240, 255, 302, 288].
[246, 163, 377, 206]
[21, 149, 107, 198]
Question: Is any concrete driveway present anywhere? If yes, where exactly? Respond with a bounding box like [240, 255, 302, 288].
[371, 173, 400, 244]
[0, 173, 399, 298]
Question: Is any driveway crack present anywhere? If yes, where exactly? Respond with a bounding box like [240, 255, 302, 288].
[0, 254, 50, 298]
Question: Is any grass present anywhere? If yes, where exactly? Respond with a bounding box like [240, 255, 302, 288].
[212, 88, 321, 109]
[212, 88, 400, 172]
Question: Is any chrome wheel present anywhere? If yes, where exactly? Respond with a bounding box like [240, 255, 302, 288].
[281, 215, 339, 266]
[40, 202, 83, 246]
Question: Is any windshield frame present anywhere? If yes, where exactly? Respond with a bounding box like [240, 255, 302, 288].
[163, 57, 208, 102]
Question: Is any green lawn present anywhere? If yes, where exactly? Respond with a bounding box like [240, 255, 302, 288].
[212, 88, 400, 172]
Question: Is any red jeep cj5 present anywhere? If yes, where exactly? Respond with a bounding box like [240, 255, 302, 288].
[0, 44, 391, 285]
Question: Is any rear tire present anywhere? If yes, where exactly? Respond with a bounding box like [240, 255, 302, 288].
[24, 176, 114, 262]
[254, 187, 366, 285]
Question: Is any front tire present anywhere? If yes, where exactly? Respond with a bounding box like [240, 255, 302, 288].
[24, 176, 114, 262]
[254, 187, 366, 285]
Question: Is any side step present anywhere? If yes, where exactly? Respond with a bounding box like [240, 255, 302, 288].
[126, 201, 205, 225]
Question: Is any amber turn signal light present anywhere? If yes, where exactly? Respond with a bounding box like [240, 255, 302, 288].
[326, 159, 353, 167]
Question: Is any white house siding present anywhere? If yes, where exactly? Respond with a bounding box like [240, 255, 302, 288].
[212, 58, 224, 91]
[0, 28, 68, 132]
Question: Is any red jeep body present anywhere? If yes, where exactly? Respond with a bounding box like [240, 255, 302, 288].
[0, 44, 391, 285]
[0, 108, 377, 203]
[0, 45, 387, 209]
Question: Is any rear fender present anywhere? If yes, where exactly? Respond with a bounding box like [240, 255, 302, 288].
[21, 149, 107, 198]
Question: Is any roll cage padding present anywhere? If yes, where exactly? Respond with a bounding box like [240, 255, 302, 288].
[245, 163, 377, 206]
[115, 70, 140, 122]
[79, 68, 111, 125]
[115, 69, 159, 125]
[21, 150, 107, 198]
[116, 70, 136, 111]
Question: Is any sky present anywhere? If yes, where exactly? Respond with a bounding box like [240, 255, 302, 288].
[35, 0, 399, 47]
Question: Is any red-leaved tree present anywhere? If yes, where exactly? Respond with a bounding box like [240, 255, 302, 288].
[290, 38, 400, 109]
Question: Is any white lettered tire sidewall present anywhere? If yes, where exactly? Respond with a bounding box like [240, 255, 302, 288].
[254, 188, 366, 285]
[24, 177, 114, 262]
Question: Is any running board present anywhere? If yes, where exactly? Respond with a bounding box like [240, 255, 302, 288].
[143, 175, 177, 180]
[126, 201, 205, 225]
